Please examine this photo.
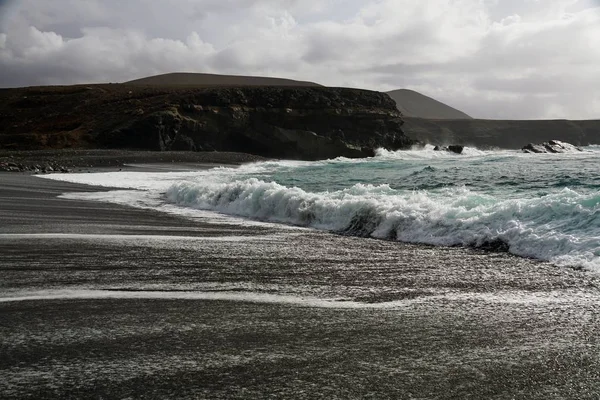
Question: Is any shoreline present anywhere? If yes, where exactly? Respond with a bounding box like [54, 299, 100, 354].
[15, 153, 599, 273]
[3, 162, 600, 398]
[34, 164, 552, 268]
[0, 149, 268, 173]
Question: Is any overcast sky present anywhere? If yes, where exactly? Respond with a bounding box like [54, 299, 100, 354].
[0, 0, 598, 119]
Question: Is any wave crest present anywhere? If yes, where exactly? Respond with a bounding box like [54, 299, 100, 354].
[375, 145, 497, 159]
[166, 179, 600, 270]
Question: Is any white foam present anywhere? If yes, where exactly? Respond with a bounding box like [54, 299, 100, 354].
[0, 233, 283, 242]
[165, 180, 600, 270]
[374, 145, 511, 160]
[0, 289, 392, 308]
[1, 289, 597, 308]
[42, 169, 231, 191]
[37, 150, 600, 271]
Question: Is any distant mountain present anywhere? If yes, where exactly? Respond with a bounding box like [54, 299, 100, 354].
[386, 89, 472, 119]
[126, 72, 322, 87]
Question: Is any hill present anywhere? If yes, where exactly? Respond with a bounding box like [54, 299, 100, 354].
[0, 84, 413, 160]
[386, 89, 472, 119]
[3, 74, 599, 155]
[402, 117, 600, 148]
[126, 72, 322, 87]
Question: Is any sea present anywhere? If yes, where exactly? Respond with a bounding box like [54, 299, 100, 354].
[43, 145, 600, 272]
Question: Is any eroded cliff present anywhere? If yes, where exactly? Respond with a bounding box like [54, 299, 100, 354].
[403, 117, 600, 148]
[0, 85, 413, 160]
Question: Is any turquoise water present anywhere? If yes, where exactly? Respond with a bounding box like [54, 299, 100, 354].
[252, 147, 600, 197]
[165, 145, 600, 270]
[44, 145, 600, 270]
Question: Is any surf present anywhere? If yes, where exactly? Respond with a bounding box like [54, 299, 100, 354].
[41, 145, 600, 271]
[165, 178, 600, 270]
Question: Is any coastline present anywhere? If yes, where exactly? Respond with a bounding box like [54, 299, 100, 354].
[0, 149, 268, 173]
[2, 162, 600, 398]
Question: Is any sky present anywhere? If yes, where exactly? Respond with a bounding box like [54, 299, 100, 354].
[0, 0, 598, 120]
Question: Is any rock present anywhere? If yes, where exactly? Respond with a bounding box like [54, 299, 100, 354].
[251, 126, 373, 160]
[433, 145, 464, 154]
[94, 87, 414, 159]
[521, 143, 546, 153]
[361, 147, 376, 157]
[170, 134, 197, 151]
[477, 238, 510, 252]
[522, 140, 582, 154]
[546, 140, 582, 152]
[447, 145, 464, 154]
[1, 85, 414, 160]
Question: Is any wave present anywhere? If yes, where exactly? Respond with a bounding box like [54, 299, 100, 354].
[374, 144, 600, 161]
[166, 179, 600, 270]
[374, 145, 510, 160]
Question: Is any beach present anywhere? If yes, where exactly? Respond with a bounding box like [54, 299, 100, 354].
[2, 162, 600, 399]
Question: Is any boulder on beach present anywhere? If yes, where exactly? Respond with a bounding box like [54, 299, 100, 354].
[522, 140, 582, 154]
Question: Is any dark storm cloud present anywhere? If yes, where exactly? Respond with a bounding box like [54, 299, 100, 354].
[0, 0, 599, 119]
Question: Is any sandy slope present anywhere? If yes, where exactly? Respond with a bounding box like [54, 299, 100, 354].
[386, 89, 472, 119]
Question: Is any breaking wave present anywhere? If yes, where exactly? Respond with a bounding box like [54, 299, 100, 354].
[374, 145, 505, 159]
[166, 178, 600, 270]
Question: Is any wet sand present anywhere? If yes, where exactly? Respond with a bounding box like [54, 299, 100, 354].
[2, 169, 600, 399]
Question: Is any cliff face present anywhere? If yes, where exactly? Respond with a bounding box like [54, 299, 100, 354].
[403, 117, 600, 148]
[0, 85, 413, 160]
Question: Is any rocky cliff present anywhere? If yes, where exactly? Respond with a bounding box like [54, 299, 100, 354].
[0, 85, 413, 160]
[403, 117, 600, 148]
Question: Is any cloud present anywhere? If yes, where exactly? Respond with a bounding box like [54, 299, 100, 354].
[0, 0, 599, 119]
[0, 26, 218, 85]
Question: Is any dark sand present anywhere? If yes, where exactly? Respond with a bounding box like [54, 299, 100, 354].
[2, 166, 600, 399]
[0, 149, 267, 172]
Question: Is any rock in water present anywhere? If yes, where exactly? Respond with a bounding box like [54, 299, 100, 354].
[521, 143, 546, 153]
[433, 145, 464, 154]
[477, 238, 510, 252]
[546, 140, 583, 153]
[447, 145, 464, 154]
[522, 140, 582, 154]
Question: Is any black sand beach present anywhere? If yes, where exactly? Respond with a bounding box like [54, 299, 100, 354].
[2, 165, 600, 399]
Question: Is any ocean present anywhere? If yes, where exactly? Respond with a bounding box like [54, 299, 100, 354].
[5, 146, 600, 398]
[43, 145, 600, 271]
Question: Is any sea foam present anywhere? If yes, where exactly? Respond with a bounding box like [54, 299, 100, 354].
[41, 146, 600, 271]
[165, 179, 600, 270]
